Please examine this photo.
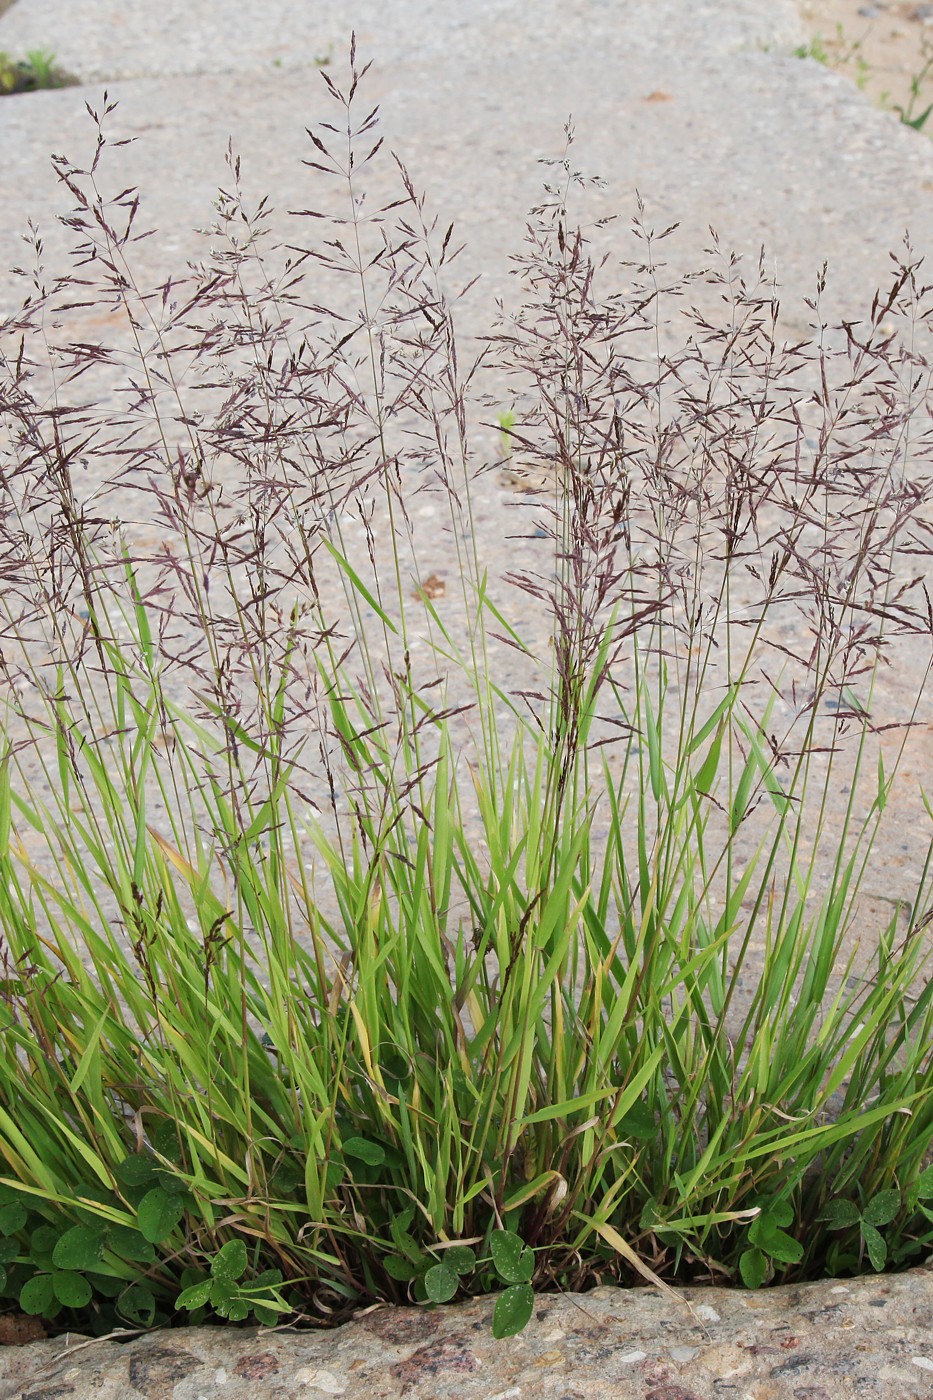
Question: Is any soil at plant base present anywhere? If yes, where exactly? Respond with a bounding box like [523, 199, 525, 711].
[801, 0, 933, 116]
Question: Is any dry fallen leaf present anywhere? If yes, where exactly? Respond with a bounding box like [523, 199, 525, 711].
[413, 573, 446, 602]
[643, 90, 673, 102]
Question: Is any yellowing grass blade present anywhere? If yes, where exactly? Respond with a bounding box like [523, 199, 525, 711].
[586, 1216, 683, 1304]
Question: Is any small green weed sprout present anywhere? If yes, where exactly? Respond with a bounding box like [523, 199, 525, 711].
[24, 48, 57, 87]
[794, 34, 831, 65]
[894, 34, 933, 131]
[794, 22, 871, 90]
[0, 48, 932, 1337]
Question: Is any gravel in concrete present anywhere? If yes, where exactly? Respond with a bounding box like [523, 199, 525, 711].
[2, 1267, 933, 1398]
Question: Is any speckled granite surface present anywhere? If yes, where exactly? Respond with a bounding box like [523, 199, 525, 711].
[2, 1268, 933, 1398]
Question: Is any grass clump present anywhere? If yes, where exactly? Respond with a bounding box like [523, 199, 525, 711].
[0, 47, 933, 1336]
[0, 48, 76, 96]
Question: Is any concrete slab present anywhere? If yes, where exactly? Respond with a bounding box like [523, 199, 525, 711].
[0, 0, 806, 84]
[0, 0, 930, 335]
[2, 1266, 933, 1397]
[1, 4, 933, 1397]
